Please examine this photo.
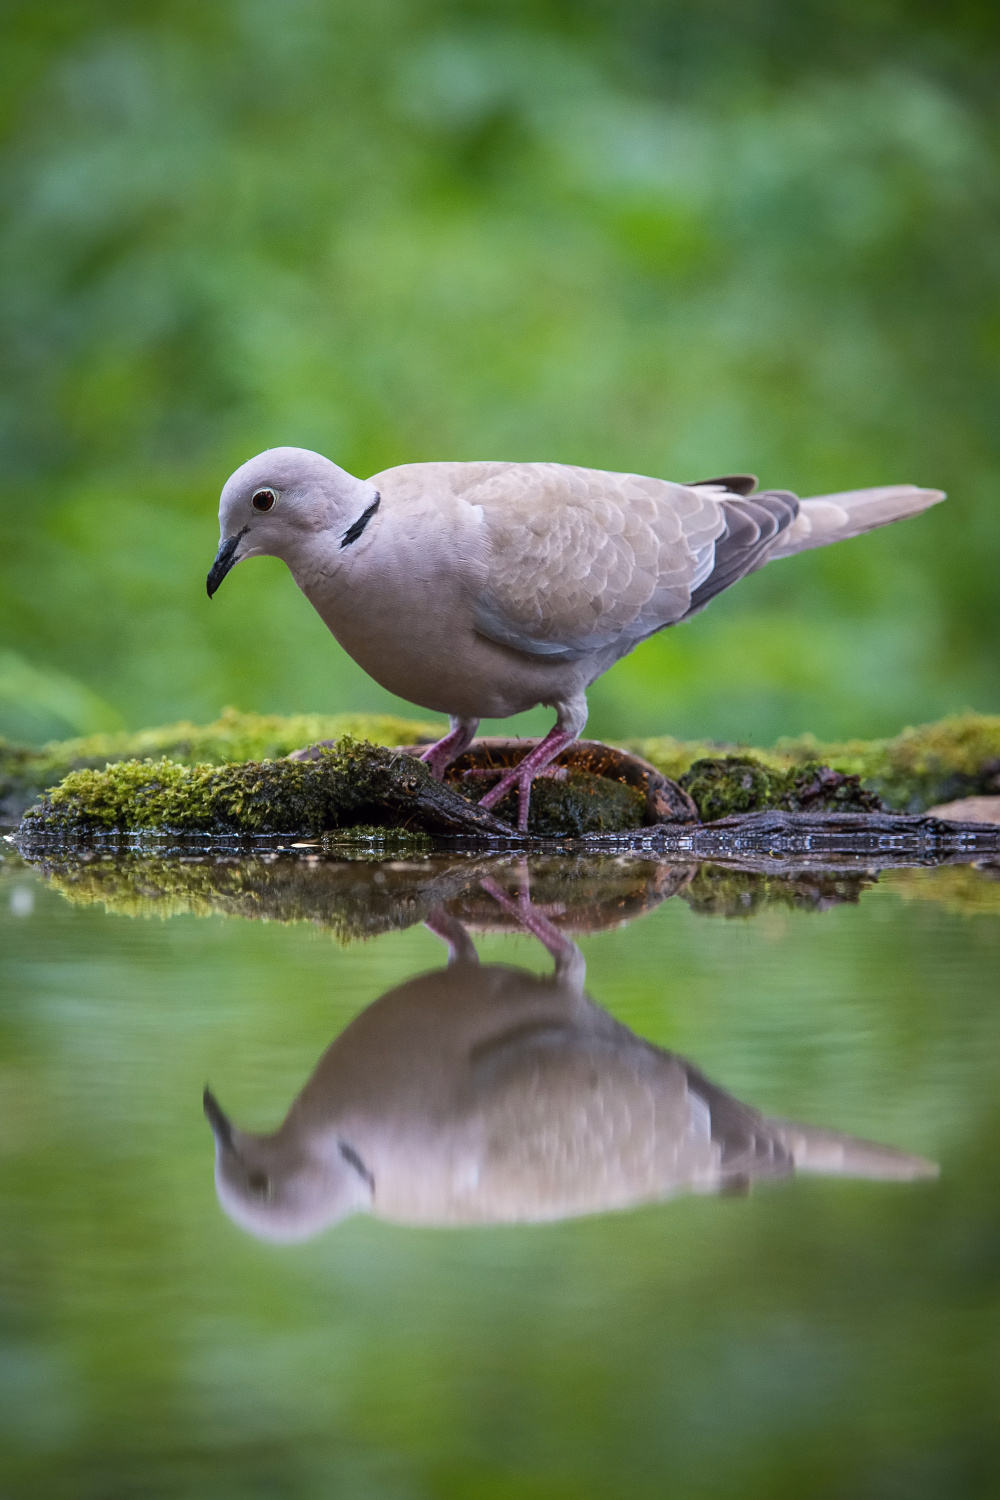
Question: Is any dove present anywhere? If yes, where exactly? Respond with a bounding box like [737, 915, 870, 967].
[203, 901, 936, 1243]
[207, 448, 944, 830]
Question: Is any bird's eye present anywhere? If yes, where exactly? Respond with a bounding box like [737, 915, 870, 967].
[251, 488, 276, 512]
[247, 1170, 272, 1200]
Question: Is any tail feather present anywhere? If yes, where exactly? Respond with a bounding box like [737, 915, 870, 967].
[767, 484, 945, 559]
[768, 1118, 938, 1181]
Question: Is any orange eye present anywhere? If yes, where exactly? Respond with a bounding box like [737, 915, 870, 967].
[252, 488, 276, 512]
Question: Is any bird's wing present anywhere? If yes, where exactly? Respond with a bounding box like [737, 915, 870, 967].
[463, 463, 799, 657]
[375, 462, 801, 658]
[477, 463, 731, 658]
[416, 462, 728, 660]
[681, 480, 800, 617]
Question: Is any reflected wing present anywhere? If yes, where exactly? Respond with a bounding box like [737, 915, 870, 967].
[680, 1062, 793, 1183]
[471, 1029, 698, 1213]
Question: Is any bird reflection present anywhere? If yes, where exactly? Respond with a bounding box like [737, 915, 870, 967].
[204, 883, 936, 1242]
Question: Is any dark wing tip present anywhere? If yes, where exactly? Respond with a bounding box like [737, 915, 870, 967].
[685, 474, 759, 497]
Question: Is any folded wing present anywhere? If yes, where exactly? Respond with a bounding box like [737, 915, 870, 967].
[449, 464, 799, 660]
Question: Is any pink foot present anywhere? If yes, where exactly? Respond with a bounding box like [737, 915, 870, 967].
[478, 726, 576, 833]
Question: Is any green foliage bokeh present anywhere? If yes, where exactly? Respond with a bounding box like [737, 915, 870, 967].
[1, 0, 998, 745]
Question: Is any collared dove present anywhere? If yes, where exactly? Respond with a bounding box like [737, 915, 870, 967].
[207, 449, 944, 830]
[204, 903, 936, 1243]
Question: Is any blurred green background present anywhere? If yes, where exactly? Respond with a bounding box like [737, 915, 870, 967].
[1, 0, 998, 748]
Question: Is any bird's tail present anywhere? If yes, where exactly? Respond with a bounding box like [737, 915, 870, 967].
[767, 1118, 938, 1181]
[767, 484, 945, 560]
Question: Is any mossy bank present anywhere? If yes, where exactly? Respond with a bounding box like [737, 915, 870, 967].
[7, 709, 1000, 840]
[0, 707, 443, 822]
[630, 712, 1000, 813]
[676, 757, 881, 822]
[16, 738, 648, 841]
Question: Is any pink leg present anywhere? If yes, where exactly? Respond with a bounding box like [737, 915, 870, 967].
[480, 875, 585, 985]
[423, 906, 479, 966]
[479, 876, 569, 959]
[419, 714, 479, 781]
[478, 698, 587, 833]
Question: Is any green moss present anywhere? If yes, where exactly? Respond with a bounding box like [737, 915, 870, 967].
[629, 713, 1000, 814]
[466, 767, 646, 838]
[779, 713, 1000, 811]
[678, 757, 775, 821]
[11, 710, 1000, 835]
[20, 740, 649, 840]
[18, 739, 446, 837]
[680, 864, 875, 918]
[0, 707, 442, 819]
[677, 756, 882, 822]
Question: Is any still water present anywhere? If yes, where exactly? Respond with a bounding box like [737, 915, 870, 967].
[1, 846, 998, 1498]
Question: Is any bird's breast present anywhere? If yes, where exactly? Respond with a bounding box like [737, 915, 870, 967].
[292, 506, 589, 718]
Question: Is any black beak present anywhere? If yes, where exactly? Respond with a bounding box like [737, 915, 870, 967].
[203, 1087, 235, 1150]
[206, 526, 250, 598]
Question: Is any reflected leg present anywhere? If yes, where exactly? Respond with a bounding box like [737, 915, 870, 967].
[480, 875, 585, 988]
[424, 906, 479, 966]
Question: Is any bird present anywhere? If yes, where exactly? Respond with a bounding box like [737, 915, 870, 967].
[207, 448, 944, 831]
[203, 901, 936, 1243]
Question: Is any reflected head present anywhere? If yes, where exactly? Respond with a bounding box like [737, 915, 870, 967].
[203, 1087, 373, 1242]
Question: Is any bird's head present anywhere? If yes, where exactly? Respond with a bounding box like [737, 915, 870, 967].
[207, 446, 379, 597]
[203, 1087, 374, 1243]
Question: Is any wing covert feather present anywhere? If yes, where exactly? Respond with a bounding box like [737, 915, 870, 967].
[372, 461, 799, 659]
[454, 463, 727, 659]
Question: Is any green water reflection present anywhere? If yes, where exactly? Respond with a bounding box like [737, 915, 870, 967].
[1, 849, 998, 1497]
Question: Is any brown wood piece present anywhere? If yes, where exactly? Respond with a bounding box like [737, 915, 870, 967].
[397, 736, 699, 826]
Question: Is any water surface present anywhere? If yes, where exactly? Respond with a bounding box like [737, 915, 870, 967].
[2, 848, 998, 1498]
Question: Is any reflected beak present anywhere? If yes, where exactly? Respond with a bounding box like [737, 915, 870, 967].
[203, 1087, 235, 1150]
[206, 526, 250, 598]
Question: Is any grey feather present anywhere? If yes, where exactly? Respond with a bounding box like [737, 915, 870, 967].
[685, 491, 800, 616]
[207, 937, 936, 1241]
